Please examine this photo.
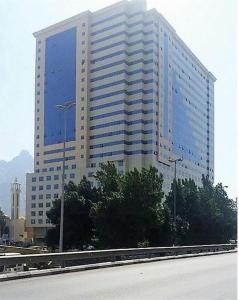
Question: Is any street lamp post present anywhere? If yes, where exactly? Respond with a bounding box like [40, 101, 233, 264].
[222, 185, 228, 241]
[168, 157, 183, 246]
[56, 100, 75, 253]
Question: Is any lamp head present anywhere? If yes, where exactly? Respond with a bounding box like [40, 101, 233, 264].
[168, 157, 183, 163]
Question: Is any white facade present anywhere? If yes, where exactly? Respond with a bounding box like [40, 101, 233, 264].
[26, 0, 215, 238]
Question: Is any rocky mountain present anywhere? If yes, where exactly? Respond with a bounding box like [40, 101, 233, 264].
[0, 150, 33, 216]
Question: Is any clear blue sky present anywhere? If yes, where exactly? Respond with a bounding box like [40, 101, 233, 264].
[0, 0, 237, 199]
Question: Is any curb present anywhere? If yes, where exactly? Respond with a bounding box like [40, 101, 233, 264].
[0, 249, 236, 282]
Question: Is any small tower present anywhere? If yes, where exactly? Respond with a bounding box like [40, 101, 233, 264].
[11, 178, 21, 220]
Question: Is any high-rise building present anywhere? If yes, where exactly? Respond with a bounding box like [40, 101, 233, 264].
[26, 0, 215, 239]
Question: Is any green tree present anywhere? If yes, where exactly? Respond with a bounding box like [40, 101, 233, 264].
[165, 179, 199, 245]
[95, 162, 121, 195]
[121, 167, 165, 247]
[165, 176, 237, 245]
[45, 162, 236, 250]
[92, 164, 165, 248]
[46, 180, 95, 251]
[77, 176, 101, 204]
[198, 177, 237, 244]
[214, 183, 237, 242]
[0, 207, 6, 237]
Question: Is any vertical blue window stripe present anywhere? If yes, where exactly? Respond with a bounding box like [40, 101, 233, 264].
[163, 33, 169, 138]
[172, 71, 200, 162]
[206, 78, 210, 176]
[44, 27, 76, 146]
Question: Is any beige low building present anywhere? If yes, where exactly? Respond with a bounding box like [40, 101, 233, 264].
[9, 218, 27, 242]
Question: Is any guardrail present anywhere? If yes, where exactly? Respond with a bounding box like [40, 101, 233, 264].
[0, 245, 46, 255]
[0, 244, 236, 272]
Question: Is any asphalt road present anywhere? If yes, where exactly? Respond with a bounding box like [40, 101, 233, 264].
[0, 252, 237, 300]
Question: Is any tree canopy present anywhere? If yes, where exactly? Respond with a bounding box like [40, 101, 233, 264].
[46, 179, 97, 251]
[0, 207, 6, 237]
[165, 176, 237, 245]
[46, 164, 237, 250]
[92, 163, 165, 248]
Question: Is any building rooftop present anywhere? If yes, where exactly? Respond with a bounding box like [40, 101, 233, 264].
[33, 0, 216, 81]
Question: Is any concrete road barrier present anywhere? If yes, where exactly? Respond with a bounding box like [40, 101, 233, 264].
[0, 244, 236, 277]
